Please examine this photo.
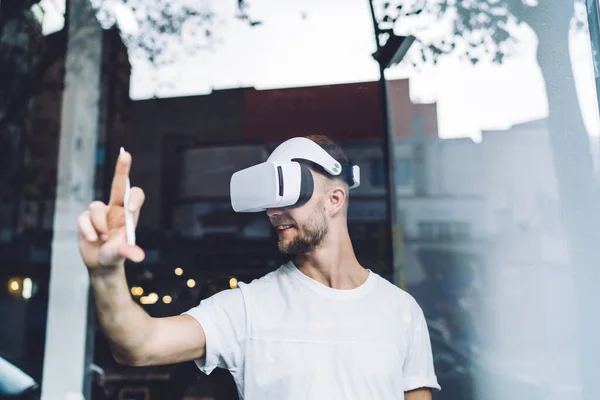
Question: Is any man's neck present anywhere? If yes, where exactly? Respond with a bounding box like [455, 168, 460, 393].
[293, 234, 369, 290]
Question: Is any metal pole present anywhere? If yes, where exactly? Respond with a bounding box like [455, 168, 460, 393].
[587, 0, 600, 113]
[367, 0, 401, 284]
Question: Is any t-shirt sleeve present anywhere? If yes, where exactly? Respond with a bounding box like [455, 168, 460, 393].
[182, 288, 247, 375]
[403, 298, 442, 392]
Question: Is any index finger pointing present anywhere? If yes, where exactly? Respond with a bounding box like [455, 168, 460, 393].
[109, 149, 132, 206]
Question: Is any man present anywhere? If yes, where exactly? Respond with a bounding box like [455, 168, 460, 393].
[78, 134, 440, 399]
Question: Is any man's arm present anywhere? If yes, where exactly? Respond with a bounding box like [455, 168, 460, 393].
[405, 388, 432, 400]
[89, 263, 206, 366]
[79, 150, 206, 367]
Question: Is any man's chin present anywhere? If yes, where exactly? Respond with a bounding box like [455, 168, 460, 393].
[277, 240, 314, 255]
[277, 239, 298, 255]
[277, 243, 296, 255]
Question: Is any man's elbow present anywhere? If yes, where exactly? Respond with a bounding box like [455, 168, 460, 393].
[111, 348, 153, 367]
[112, 350, 136, 366]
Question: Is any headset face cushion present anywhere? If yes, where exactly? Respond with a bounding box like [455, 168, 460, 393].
[295, 164, 314, 207]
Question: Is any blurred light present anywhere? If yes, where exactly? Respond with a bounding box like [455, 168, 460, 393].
[174, 268, 183, 276]
[229, 277, 238, 289]
[140, 296, 155, 305]
[186, 279, 196, 288]
[22, 278, 32, 299]
[130, 286, 144, 296]
[8, 278, 20, 293]
[140, 292, 159, 305]
[162, 295, 172, 304]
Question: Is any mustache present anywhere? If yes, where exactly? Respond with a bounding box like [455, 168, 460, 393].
[270, 217, 297, 226]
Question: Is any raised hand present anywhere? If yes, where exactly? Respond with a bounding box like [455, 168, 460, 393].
[78, 150, 146, 270]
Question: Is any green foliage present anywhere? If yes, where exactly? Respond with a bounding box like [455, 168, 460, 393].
[90, 0, 262, 66]
[373, 0, 583, 68]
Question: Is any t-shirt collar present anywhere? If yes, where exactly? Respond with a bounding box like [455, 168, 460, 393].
[285, 261, 378, 300]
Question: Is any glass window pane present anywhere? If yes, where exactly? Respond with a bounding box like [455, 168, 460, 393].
[3, 0, 600, 398]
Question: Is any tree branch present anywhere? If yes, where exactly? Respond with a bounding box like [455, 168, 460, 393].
[504, 0, 535, 25]
[0, 30, 67, 135]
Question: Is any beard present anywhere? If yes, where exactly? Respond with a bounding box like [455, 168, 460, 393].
[277, 204, 328, 255]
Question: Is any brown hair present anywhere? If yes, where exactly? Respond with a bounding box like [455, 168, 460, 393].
[302, 135, 351, 210]
[303, 134, 349, 167]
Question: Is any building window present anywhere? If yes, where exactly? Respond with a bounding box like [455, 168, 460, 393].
[453, 222, 472, 240]
[370, 158, 413, 187]
[370, 159, 386, 187]
[438, 222, 452, 241]
[395, 159, 412, 186]
[418, 221, 472, 241]
[418, 222, 435, 240]
[96, 147, 105, 167]
[412, 114, 423, 137]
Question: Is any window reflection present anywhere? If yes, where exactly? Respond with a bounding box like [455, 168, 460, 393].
[2, 0, 600, 399]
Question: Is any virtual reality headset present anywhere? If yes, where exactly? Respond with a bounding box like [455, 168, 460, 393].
[230, 137, 360, 212]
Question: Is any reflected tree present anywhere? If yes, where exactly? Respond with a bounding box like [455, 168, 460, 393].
[0, 0, 260, 236]
[89, 0, 261, 66]
[371, 1, 600, 399]
[0, 0, 261, 134]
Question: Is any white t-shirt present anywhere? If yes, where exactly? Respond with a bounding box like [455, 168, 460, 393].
[184, 262, 441, 399]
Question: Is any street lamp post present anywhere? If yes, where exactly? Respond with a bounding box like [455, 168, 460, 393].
[367, 0, 415, 287]
[586, 0, 600, 113]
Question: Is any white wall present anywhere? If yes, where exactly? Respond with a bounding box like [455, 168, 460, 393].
[481, 120, 561, 236]
[421, 119, 564, 241]
[426, 138, 484, 197]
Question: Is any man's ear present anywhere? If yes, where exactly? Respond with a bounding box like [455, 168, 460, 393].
[327, 184, 347, 217]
